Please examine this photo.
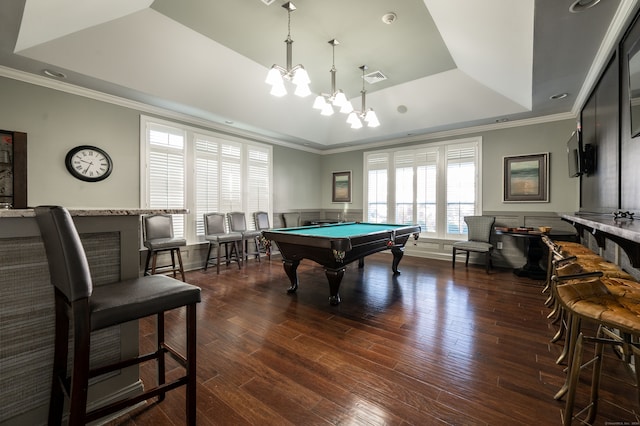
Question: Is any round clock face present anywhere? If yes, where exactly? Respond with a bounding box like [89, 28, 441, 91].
[65, 145, 113, 182]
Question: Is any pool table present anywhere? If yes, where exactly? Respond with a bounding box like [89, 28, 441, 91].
[262, 222, 421, 305]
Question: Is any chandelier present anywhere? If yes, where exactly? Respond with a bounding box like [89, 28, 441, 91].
[346, 65, 380, 128]
[312, 39, 354, 116]
[265, 2, 311, 97]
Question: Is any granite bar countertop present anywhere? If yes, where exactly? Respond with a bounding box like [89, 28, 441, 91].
[560, 212, 640, 244]
[0, 208, 189, 218]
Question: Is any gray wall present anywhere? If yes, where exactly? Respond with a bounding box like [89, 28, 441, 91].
[320, 119, 580, 214]
[0, 75, 578, 223]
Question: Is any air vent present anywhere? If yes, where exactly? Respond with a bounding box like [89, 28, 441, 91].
[363, 70, 387, 84]
[261, 0, 276, 5]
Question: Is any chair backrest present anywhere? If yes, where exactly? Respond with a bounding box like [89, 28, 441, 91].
[204, 212, 226, 235]
[464, 216, 495, 243]
[254, 211, 270, 230]
[143, 214, 175, 241]
[34, 206, 93, 302]
[227, 212, 248, 232]
[282, 212, 300, 227]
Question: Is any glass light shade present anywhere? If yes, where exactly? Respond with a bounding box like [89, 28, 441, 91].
[365, 110, 380, 127]
[313, 95, 327, 110]
[294, 82, 311, 97]
[291, 67, 311, 85]
[332, 91, 347, 107]
[340, 100, 354, 114]
[270, 82, 287, 97]
[350, 117, 363, 129]
[320, 103, 334, 116]
[265, 67, 284, 86]
[346, 112, 359, 125]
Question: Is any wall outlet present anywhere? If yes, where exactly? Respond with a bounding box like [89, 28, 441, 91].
[497, 242, 503, 250]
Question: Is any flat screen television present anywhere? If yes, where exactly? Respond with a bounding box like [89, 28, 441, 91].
[567, 129, 583, 177]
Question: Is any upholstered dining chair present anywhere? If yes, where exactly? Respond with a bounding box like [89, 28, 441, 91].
[203, 212, 242, 273]
[254, 211, 272, 260]
[142, 213, 186, 281]
[452, 215, 495, 273]
[34, 206, 201, 426]
[282, 212, 300, 228]
[227, 212, 261, 263]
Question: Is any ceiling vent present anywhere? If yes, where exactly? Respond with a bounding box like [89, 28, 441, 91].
[261, 0, 276, 5]
[363, 70, 387, 84]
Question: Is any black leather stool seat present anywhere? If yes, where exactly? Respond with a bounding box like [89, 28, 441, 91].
[90, 275, 200, 331]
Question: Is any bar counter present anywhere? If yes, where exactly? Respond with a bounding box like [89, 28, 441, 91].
[561, 212, 640, 267]
[0, 208, 185, 425]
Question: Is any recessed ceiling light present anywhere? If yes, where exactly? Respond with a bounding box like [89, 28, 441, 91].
[397, 105, 408, 114]
[225, 120, 234, 125]
[496, 118, 509, 123]
[43, 69, 66, 79]
[569, 0, 601, 13]
[382, 12, 397, 25]
[550, 92, 569, 100]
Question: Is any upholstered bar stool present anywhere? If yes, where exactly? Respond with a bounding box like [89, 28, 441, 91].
[282, 212, 300, 227]
[35, 206, 201, 426]
[554, 276, 640, 425]
[227, 212, 261, 263]
[203, 212, 242, 273]
[254, 211, 272, 260]
[143, 213, 186, 281]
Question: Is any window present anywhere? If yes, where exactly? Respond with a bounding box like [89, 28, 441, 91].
[364, 137, 481, 239]
[141, 116, 272, 243]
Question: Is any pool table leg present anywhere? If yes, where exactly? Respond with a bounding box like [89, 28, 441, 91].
[283, 259, 300, 294]
[391, 246, 404, 275]
[325, 268, 345, 305]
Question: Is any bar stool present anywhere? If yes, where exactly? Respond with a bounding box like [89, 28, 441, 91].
[254, 211, 272, 260]
[203, 212, 242, 273]
[143, 213, 186, 281]
[553, 275, 640, 425]
[227, 212, 261, 263]
[34, 206, 201, 426]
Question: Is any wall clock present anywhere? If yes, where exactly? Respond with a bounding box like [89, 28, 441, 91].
[65, 145, 113, 182]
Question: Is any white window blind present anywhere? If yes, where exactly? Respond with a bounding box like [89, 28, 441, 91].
[141, 116, 273, 244]
[246, 145, 271, 230]
[364, 138, 480, 239]
[366, 153, 389, 223]
[148, 124, 185, 237]
[195, 134, 219, 236]
[220, 142, 242, 213]
[446, 144, 477, 236]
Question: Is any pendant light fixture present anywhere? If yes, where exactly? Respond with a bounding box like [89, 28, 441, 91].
[312, 39, 354, 116]
[265, 2, 311, 98]
[346, 65, 380, 128]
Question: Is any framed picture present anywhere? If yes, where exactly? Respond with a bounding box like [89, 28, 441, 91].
[503, 153, 549, 202]
[332, 171, 352, 203]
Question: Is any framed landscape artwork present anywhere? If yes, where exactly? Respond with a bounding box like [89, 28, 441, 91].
[503, 153, 549, 202]
[332, 171, 352, 203]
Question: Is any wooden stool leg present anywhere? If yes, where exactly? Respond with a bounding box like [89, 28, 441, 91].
[186, 304, 197, 426]
[157, 312, 166, 401]
[69, 300, 92, 425]
[151, 252, 158, 275]
[144, 250, 152, 276]
[49, 295, 69, 426]
[170, 249, 177, 278]
[175, 249, 185, 281]
[563, 332, 584, 426]
[465, 251, 470, 267]
[204, 243, 213, 271]
[452, 247, 456, 268]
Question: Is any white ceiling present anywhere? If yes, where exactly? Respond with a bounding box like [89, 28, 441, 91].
[0, 0, 637, 151]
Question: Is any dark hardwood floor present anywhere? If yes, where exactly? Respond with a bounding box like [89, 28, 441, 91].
[106, 253, 639, 425]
